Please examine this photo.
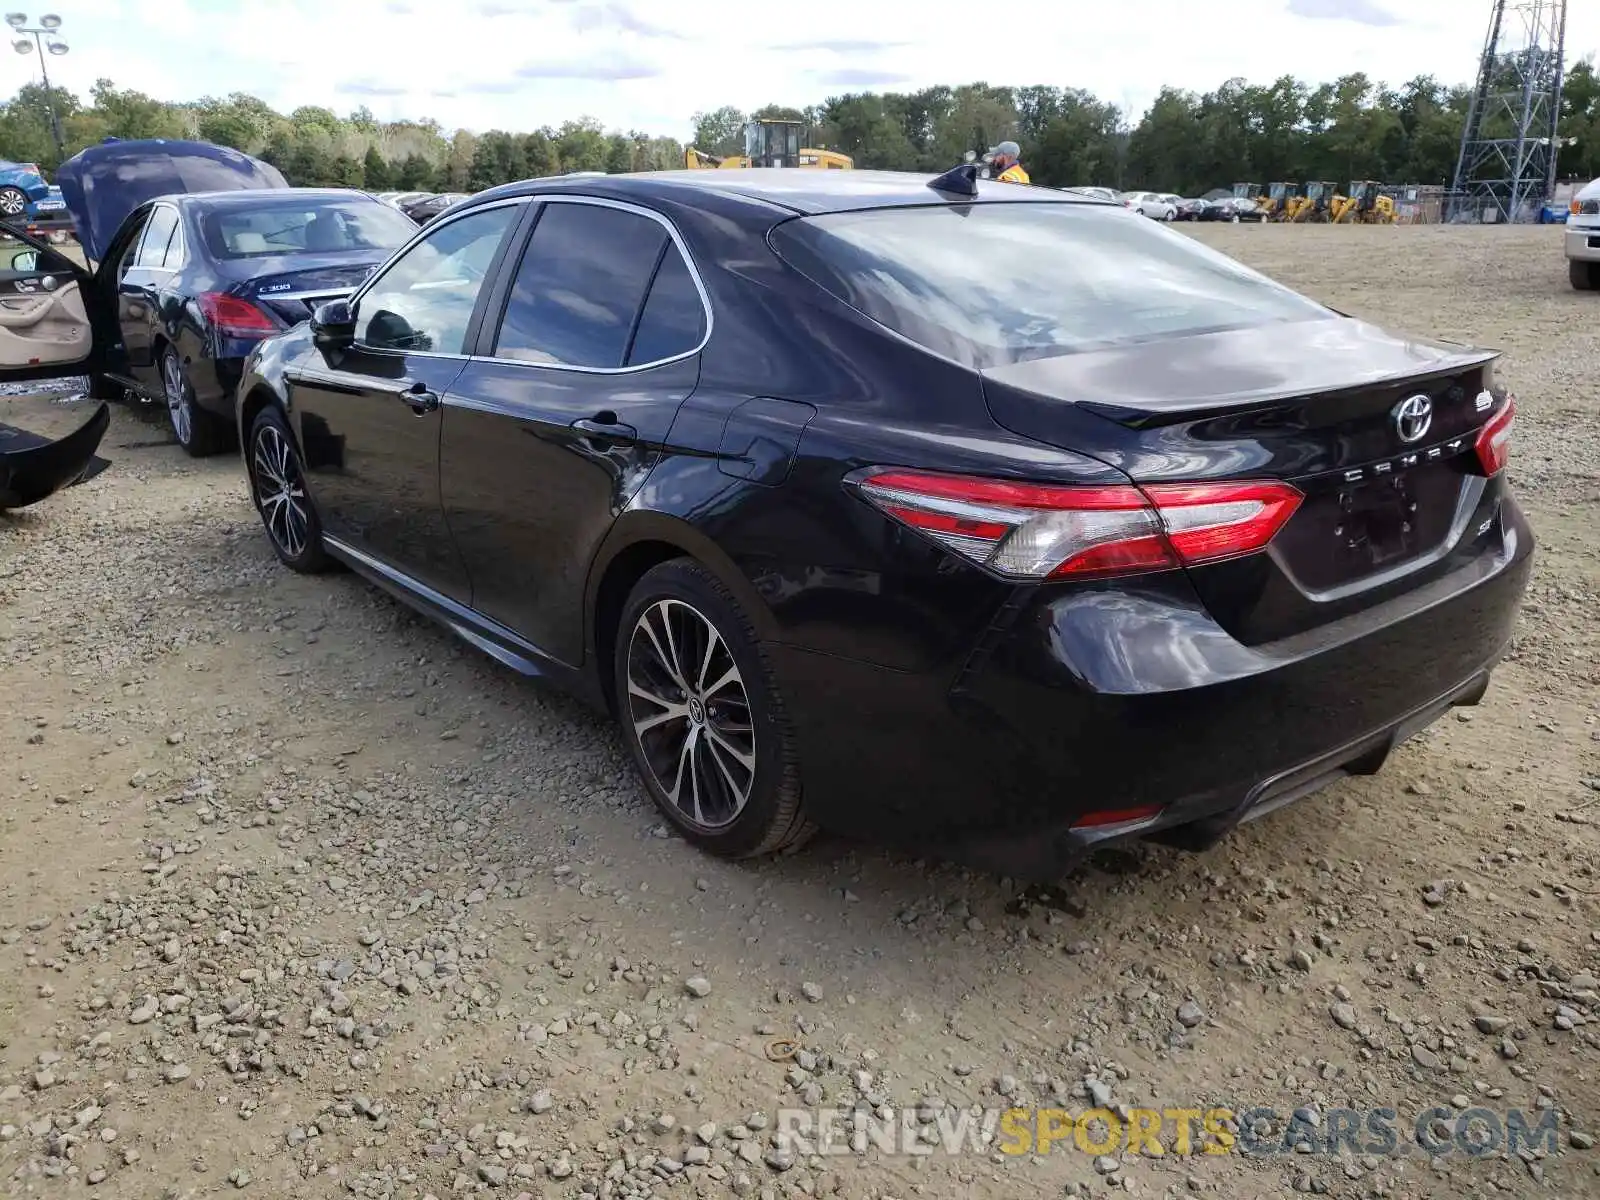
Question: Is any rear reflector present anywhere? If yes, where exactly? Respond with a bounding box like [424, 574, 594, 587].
[1473, 397, 1514, 477]
[854, 469, 1302, 581]
[1071, 804, 1164, 829]
[198, 292, 281, 338]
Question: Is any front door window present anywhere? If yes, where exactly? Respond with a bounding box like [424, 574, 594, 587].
[354, 205, 518, 355]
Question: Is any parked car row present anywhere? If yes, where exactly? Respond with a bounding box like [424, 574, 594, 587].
[374, 189, 472, 225]
[0, 141, 1532, 884]
[1064, 187, 1273, 225]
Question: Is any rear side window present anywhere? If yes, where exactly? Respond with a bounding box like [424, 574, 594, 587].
[626, 247, 706, 366]
[134, 206, 180, 269]
[769, 203, 1328, 368]
[493, 203, 669, 368]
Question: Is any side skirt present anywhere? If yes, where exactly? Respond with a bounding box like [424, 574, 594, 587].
[321, 534, 605, 708]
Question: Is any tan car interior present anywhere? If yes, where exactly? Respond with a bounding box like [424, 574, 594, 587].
[0, 279, 90, 368]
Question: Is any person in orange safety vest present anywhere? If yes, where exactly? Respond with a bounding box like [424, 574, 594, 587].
[989, 141, 1029, 184]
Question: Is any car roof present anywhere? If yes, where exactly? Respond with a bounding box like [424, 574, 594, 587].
[467, 168, 1118, 216]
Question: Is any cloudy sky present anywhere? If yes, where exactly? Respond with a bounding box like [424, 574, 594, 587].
[10, 0, 1594, 137]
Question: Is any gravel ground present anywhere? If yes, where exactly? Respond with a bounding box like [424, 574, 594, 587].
[1, 224, 1596, 1200]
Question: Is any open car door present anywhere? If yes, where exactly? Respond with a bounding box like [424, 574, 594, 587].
[0, 220, 124, 510]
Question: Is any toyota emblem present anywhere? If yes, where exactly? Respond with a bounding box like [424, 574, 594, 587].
[1392, 394, 1433, 444]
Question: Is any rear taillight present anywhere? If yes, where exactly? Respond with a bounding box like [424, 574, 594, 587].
[198, 292, 281, 338]
[1473, 397, 1514, 477]
[853, 470, 1302, 580]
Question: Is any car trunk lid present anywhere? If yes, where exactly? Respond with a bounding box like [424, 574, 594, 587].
[223, 254, 384, 326]
[981, 316, 1506, 643]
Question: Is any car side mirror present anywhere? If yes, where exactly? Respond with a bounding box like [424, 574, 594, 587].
[311, 298, 356, 350]
[10, 249, 38, 273]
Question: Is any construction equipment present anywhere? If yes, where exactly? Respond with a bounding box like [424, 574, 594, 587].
[1333, 181, 1396, 224]
[1292, 181, 1340, 222]
[1269, 182, 1306, 221]
[1232, 182, 1270, 215]
[684, 119, 853, 171]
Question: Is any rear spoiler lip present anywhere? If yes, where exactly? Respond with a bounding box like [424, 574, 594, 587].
[978, 318, 1502, 431]
[1073, 351, 1503, 430]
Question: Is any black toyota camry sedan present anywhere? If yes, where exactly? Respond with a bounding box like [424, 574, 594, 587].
[220, 167, 1531, 880]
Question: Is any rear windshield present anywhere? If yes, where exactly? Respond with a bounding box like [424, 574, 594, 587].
[769, 202, 1329, 368]
[199, 198, 418, 260]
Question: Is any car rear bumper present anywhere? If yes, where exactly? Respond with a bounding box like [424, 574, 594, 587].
[20, 212, 72, 234]
[1565, 225, 1600, 262]
[767, 495, 1533, 881]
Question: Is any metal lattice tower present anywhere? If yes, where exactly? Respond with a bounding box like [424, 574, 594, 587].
[1450, 0, 1567, 223]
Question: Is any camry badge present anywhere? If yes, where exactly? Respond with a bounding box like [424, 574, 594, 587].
[1392, 394, 1433, 444]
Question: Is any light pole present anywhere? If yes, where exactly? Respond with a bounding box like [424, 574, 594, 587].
[7, 13, 68, 162]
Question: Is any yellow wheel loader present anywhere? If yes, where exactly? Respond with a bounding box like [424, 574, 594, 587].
[1293, 181, 1339, 223]
[1270, 183, 1306, 221]
[1332, 182, 1396, 224]
[684, 119, 853, 171]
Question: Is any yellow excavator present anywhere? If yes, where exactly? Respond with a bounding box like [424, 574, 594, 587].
[1332, 181, 1396, 224]
[685, 118, 853, 170]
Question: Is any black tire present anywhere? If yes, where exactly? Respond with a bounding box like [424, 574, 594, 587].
[1571, 261, 1598, 291]
[0, 186, 26, 219]
[246, 406, 331, 574]
[160, 347, 229, 457]
[614, 558, 813, 860]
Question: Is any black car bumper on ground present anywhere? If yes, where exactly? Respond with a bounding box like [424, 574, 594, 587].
[768, 497, 1533, 881]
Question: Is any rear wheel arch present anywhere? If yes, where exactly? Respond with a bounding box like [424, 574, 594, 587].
[238, 386, 280, 454]
[587, 516, 778, 716]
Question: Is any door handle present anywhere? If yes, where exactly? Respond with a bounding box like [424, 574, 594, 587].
[400, 381, 440, 415]
[571, 412, 637, 441]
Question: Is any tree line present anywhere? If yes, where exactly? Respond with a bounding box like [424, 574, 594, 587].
[1, 64, 1597, 198]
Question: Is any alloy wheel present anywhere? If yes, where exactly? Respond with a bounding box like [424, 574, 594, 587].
[163, 354, 192, 445]
[625, 598, 755, 830]
[252, 423, 311, 560]
[0, 189, 24, 216]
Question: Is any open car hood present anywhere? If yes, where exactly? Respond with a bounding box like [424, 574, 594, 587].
[56, 139, 288, 263]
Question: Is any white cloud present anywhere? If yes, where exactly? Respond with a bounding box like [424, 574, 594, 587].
[13, 0, 1597, 138]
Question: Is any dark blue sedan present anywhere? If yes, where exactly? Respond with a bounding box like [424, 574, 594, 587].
[0, 139, 418, 455]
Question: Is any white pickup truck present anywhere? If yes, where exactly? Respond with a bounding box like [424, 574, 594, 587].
[1567, 177, 1600, 291]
